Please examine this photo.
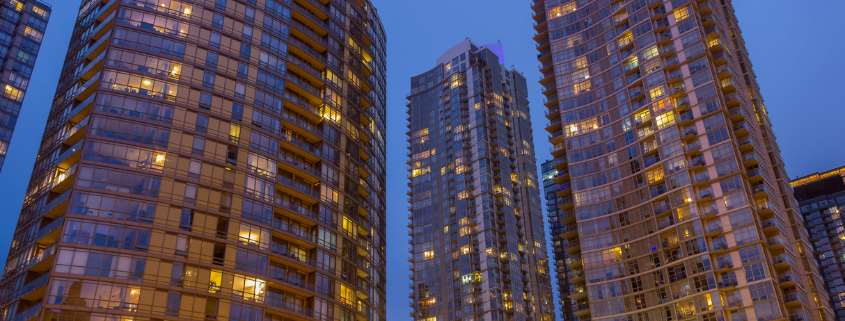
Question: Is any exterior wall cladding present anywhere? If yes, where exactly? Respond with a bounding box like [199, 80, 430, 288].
[793, 171, 845, 321]
[0, 0, 51, 172]
[406, 39, 556, 321]
[0, 0, 388, 320]
[534, 0, 835, 321]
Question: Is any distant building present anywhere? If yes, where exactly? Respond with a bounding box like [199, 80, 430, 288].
[541, 159, 575, 320]
[0, 0, 51, 172]
[794, 168, 845, 321]
[406, 38, 555, 321]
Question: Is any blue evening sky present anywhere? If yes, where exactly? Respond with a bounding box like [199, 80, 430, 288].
[0, 1, 841, 320]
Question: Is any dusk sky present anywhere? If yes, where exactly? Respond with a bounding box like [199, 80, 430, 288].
[0, 1, 842, 320]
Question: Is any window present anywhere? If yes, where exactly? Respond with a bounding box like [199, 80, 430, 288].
[184, 184, 198, 203]
[724, 192, 748, 211]
[166, 292, 181, 317]
[239, 223, 270, 249]
[23, 26, 43, 42]
[192, 136, 206, 154]
[210, 32, 221, 47]
[203, 71, 216, 88]
[215, 0, 227, 9]
[235, 82, 246, 98]
[188, 160, 202, 179]
[206, 52, 219, 68]
[196, 114, 209, 132]
[76, 165, 162, 197]
[3, 85, 23, 101]
[738, 244, 764, 264]
[101, 70, 178, 101]
[245, 175, 274, 201]
[675, 6, 690, 21]
[748, 282, 776, 302]
[733, 225, 758, 246]
[247, 152, 276, 177]
[63, 219, 152, 251]
[32, 6, 50, 19]
[715, 159, 739, 177]
[200, 92, 212, 107]
[243, 25, 253, 39]
[754, 301, 782, 321]
[54, 248, 145, 280]
[229, 303, 263, 321]
[69, 192, 156, 223]
[212, 13, 224, 28]
[238, 62, 249, 78]
[317, 227, 336, 250]
[240, 43, 251, 58]
[47, 278, 141, 310]
[232, 102, 244, 119]
[235, 248, 268, 275]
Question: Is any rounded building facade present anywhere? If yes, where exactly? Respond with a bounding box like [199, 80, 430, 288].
[0, 0, 387, 320]
[534, 1, 833, 321]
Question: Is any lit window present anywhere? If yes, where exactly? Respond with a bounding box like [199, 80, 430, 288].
[675, 6, 690, 21]
[655, 111, 676, 129]
[32, 6, 49, 18]
[10, 0, 23, 12]
[4, 85, 23, 101]
[423, 251, 434, 260]
[23, 27, 43, 42]
[548, 1, 576, 19]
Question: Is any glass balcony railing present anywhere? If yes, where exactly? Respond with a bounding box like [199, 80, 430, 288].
[12, 302, 41, 321]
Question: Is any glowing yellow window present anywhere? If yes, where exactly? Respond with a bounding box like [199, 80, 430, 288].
[675, 6, 690, 21]
[208, 269, 223, 293]
[10, 0, 23, 12]
[649, 86, 666, 100]
[32, 6, 48, 18]
[424, 250, 434, 260]
[4, 85, 22, 101]
[655, 111, 676, 129]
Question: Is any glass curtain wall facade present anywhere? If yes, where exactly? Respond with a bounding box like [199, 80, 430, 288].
[0, 0, 387, 320]
[0, 0, 51, 172]
[794, 171, 845, 321]
[406, 39, 555, 321]
[534, 1, 834, 321]
[541, 159, 575, 320]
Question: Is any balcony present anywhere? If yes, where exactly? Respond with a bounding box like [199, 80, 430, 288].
[767, 236, 785, 250]
[778, 273, 796, 287]
[717, 279, 738, 289]
[724, 92, 740, 106]
[783, 293, 799, 305]
[574, 303, 590, 316]
[19, 272, 50, 301]
[690, 156, 706, 168]
[12, 302, 41, 321]
[761, 218, 782, 233]
[757, 200, 774, 214]
[733, 121, 748, 136]
[772, 254, 794, 268]
[681, 126, 698, 140]
[746, 168, 763, 182]
[752, 183, 772, 198]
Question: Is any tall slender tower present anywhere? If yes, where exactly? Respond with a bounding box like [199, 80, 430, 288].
[0, 0, 387, 320]
[541, 159, 575, 320]
[406, 39, 555, 321]
[0, 0, 51, 172]
[534, 1, 834, 321]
